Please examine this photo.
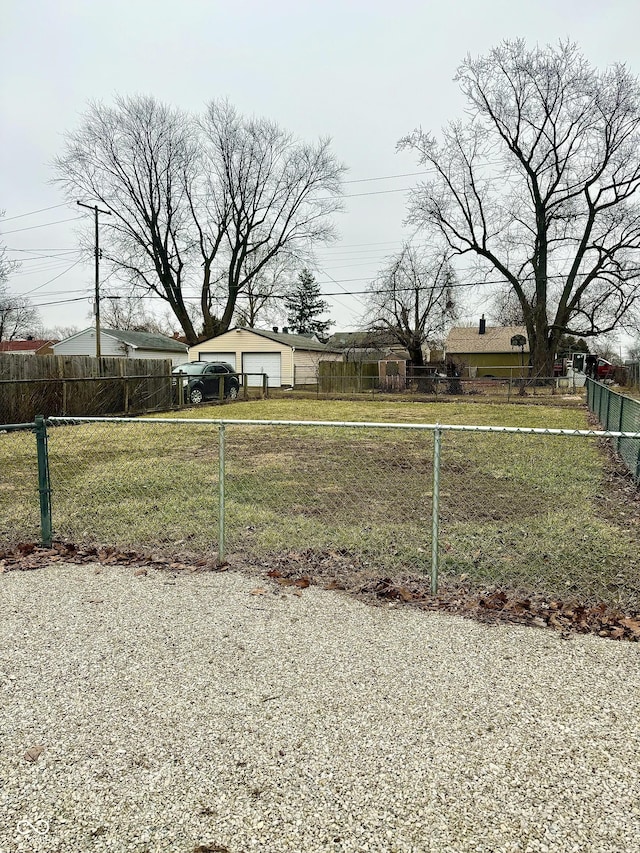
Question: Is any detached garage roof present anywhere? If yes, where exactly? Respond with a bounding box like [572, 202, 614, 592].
[226, 327, 342, 353]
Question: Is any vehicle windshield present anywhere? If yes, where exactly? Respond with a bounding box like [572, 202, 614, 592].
[172, 363, 207, 375]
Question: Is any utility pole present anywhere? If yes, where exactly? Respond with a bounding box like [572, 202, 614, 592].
[77, 201, 111, 358]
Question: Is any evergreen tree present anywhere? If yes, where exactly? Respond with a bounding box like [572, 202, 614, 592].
[284, 269, 333, 339]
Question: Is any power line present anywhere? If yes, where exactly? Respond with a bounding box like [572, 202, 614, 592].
[343, 187, 412, 199]
[0, 203, 70, 223]
[8, 251, 81, 263]
[1, 216, 84, 235]
[344, 171, 431, 184]
[6, 247, 80, 253]
[23, 259, 84, 295]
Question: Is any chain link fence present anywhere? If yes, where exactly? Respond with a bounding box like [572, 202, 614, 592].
[2, 414, 639, 608]
[587, 379, 640, 483]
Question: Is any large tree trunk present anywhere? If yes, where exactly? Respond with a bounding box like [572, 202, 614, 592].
[529, 328, 558, 377]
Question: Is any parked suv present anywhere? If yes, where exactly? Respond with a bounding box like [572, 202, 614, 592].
[172, 361, 240, 404]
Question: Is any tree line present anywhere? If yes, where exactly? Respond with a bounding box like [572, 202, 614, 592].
[4, 40, 640, 368]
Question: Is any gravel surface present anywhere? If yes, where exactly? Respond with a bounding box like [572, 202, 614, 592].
[1, 563, 639, 853]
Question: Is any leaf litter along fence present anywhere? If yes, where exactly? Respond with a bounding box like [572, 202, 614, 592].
[2, 415, 640, 609]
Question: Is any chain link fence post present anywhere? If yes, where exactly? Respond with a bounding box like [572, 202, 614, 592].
[431, 426, 442, 595]
[218, 422, 226, 565]
[34, 415, 52, 546]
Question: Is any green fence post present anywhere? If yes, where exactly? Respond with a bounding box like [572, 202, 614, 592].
[34, 415, 52, 546]
[431, 426, 442, 595]
[218, 423, 226, 565]
[618, 395, 625, 454]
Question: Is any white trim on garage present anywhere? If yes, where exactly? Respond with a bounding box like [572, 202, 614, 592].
[242, 352, 281, 387]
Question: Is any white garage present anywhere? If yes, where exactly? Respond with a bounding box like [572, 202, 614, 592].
[242, 352, 281, 387]
[188, 327, 343, 387]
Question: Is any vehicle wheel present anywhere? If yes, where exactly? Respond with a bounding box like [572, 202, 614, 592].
[228, 385, 239, 400]
[189, 387, 204, 404]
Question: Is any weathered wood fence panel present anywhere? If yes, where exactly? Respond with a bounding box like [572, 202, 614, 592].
[318, 361, 379, 393]
[0, 355, 173, 423]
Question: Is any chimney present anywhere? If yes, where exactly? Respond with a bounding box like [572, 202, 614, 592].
[479, 314, 486, 335]
[272, 326, 279, 333]
[282, 326, 289, 334]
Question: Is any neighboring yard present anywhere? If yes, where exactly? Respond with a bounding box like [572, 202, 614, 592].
[1, 398, 639, 608]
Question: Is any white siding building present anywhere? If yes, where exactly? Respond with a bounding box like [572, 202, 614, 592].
[53, 328, 189, 366]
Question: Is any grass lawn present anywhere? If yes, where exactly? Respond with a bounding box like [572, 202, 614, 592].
[1, 398, 638, 607]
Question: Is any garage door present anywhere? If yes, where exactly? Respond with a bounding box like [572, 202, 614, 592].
[198, 352, 237, 370]
[242, 353, 282, 387]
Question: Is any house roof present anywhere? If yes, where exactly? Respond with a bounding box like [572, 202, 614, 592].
[202, 327, 342, 353]
[55, 328, 188, 352]
[327, 330, 403, 350]
[446, 325, 530, 354]
[0, 339, 57, 353]
[102, 329, 188, 352]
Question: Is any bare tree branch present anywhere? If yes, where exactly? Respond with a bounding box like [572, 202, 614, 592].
[400, 40, 640, 373]
[364, 245, 458, 366]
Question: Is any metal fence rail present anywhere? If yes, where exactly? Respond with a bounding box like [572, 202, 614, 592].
[587, 379, 640, 482]
[2, 414, 640, 608]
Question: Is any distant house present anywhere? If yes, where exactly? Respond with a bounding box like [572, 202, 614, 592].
[52, 328, 188, 366]
[445, 316, 529, 377]
[188, 327, 343, 387]
[0, 339, 57, 355]
[327, 331, 413, 362]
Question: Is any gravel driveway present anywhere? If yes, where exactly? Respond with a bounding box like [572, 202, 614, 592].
[1, 563, 639, 853]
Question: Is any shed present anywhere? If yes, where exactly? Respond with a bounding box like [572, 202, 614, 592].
[52, 328, 189, 366]
[189, 327, 343, 387]
[445, 317, 529, 377]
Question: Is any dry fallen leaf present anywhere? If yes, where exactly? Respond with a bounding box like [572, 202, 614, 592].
[620, 617, 640, 637]
[134, 568, 148, 577]
[250, 588, 267, 596]
[24, 745, 45, 762]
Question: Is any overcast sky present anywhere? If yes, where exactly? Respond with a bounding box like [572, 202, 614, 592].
[2, 0, 640, 352]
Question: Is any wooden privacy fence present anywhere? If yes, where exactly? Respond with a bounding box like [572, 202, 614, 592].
[318, 361, 379, 392]
[0, 354, 173, 422]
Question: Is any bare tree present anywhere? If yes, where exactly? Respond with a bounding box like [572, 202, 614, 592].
[40, 324, 80, 340]
[492, 286, 527, 326]
[99, 294, 177, 335]
[364, 245, 458, 366]
[0, 281, 42, 341]
[53, 96, 199, 341]
[233, 254, 294, 328]
[53, 96, 345, 345]
[0, 226, 41, 341]
[400, 40, 640, 375]
[191, 100, 344, 338]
